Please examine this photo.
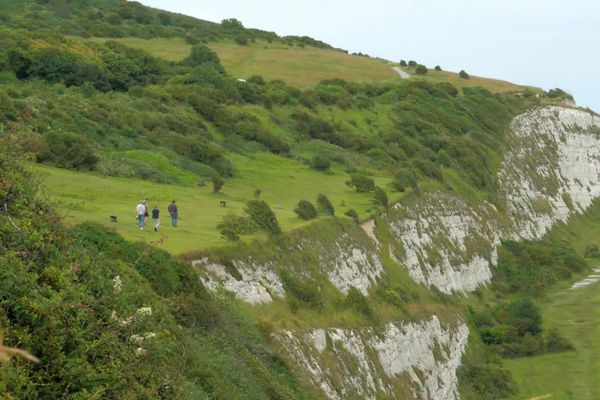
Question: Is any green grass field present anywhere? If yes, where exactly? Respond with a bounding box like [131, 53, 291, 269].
[505, 276, 600, 400]
[33, 153, 395, 255]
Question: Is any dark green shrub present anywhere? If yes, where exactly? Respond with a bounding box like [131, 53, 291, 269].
[345, 286, 375, 321]
[408, 60, 417, 67]
[184, 64, 225, 87]
[346, 173, 375, 192]
[344, 209, 359, 224]
[294, 200, 317, 220]
[434, 65, 442, 71]
[399, 60, 407, 67]
[311, 154, 331, 171]
[220, 228, 240, 241]
[392, 168, 418, 192]
[373, 186, 388, 209]
[279, 270, 324, 310]
[247, 75, 265, 85]
[544, 328, 574, 352]
[234, 35, 249, 45]
[413, 159, 443, 181]
[244, 200, 281, 235]
[212, 175, 224, 193]
[316, 194, 335, 216]
[38, 131, 99, 170]
[183, 45, 225, 74]
[459, 69, 470, 79]
[415, 64, 427, 75]
[216, 213, 258, 235]
[584, 243, 600, 258]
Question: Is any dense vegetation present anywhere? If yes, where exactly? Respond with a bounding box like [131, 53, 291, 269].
[0, 136, 310, 399]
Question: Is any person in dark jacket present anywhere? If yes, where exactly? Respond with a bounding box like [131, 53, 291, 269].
[168, 200, 178, 227]
[152, 206, 160, 232]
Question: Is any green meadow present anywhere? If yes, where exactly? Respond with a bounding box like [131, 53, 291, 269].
[34, 153, 394, 255]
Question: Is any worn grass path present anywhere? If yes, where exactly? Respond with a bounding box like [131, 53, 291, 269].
[506, 272, 600, 399]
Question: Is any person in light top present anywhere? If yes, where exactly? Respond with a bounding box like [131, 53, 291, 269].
[136, 200, 147, 230]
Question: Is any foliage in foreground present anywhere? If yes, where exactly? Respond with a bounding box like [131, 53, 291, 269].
[0, 138, 307, 399]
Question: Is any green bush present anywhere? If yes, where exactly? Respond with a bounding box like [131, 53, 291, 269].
[584, 243, 600, 258]
[216, 213, 258, 235]
[311, 153, 331, 171]
[279, 270, 324, 310]
[38, 130, 99, 170]
[392, 168, 418, 192]
[459, 69, 470, 79]
[294, 200, 317, 220]
[372, 186, 388, 209]
[244, 200, 281, 235]
[346, 173, 375, 192]
[345, 286, 375, 321]
[399, 60, 407, 67]
[344, 209, 359, 224]
[415, 64, 427, 75]
[220, 228, 240, 241]
[316, 194, 335, 216]
[434, 65, 442, 71]
[212, 175, 224, 193]
[183, 45, 225, 74]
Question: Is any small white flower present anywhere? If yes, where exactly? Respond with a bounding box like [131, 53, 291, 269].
[136, 307, 152, 316]
[129, 334, 145, 345]
[112, 276, 123, 293]
[135, 347, 147, 357]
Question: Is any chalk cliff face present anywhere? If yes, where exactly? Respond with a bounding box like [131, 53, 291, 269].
[280, 316, 469, 400]
[194, 106, 600, 399]
[386, 106, 600, 294]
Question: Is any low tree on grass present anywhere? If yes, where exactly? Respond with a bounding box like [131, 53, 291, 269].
[434, 65, 442, 71]
[392, 168, 419, 193]
[212, 175, 224, 193]
[344, 209, 359, 224]
[316, 194, 335, 216]
[311, 154, 331, 171]
[399, 60, 407, 67]
[346, 173, 375, 193]
[294, 200, 317, 220]
[459, 70, 470, 79]
[373, 186, 388, 209]
[244, 200, 281, 235]
[415, 64, 428, 75]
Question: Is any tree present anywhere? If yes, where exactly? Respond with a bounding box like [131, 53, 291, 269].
[183, 45, 225, 74]
[459, 70, 470, 79]
[38, 131, 98, 170]
[346, 173, 375, 193]
[294, 200, 317, 220]
[244, 200, 281, 235]
[316, 194, 335, 216]
[434, 65, 442, 71]
[373, 186, 388, 209]
[392, 168, 418, 193]
[212, 175, 224, 193]
[415, 64, 428, 75]
[408, 60, 417, 67]
[399, 60, 407, 67]
[311, 154, 331, 171]
[344, 209, 359, 224]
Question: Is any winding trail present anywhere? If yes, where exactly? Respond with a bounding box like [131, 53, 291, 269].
[506, 268, 600, 399]
[391, 66, 410, 79]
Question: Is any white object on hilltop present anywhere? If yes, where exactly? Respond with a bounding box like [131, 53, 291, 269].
[570, 268, 600, 290]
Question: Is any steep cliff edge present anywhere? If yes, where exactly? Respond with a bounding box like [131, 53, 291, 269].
[193, 105, 600, 399]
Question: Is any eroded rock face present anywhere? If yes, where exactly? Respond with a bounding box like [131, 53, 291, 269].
[388, 195, 501, 294]
[499, 106, 600, 239]
[192, 258, 284, 304]
[280, 316, 469, 400]
[315, 234, 384, 295]
[387, 106, 600, 294]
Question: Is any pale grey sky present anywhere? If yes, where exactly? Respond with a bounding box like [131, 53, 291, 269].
[140, 0, 599, 112]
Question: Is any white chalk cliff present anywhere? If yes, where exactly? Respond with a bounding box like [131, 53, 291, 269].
[193, 106, 600, 399]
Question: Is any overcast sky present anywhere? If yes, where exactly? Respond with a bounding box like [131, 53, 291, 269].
[139, 0, 599, 112]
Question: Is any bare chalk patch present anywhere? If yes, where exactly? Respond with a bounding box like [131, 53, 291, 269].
[570, 268, 600, 290]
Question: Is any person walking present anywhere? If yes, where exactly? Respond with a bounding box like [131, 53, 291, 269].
[168, 200, 178, 227]
[136, 200, 146, 230]
[152, 206, 160, 232]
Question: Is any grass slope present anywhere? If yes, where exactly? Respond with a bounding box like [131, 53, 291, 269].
[79, 36, 529, 92]
[505, 278, 600, 399]
[35, 154, 393, 254]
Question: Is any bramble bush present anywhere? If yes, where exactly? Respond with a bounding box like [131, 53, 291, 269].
[294, 200, 317, 220]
